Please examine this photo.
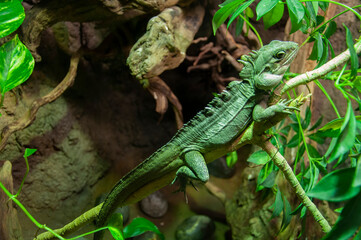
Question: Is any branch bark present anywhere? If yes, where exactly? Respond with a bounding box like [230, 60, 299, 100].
[34, 204, 103, 240]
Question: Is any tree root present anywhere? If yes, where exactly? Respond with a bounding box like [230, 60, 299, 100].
[0, 54, 80, 152]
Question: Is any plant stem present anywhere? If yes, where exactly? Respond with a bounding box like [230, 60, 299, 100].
[0, 181, 66, 240]
[0, 93, 4, 108]
[258, 140, 332, 233]
[14, 154, 30, 198]
[238, 14, 263, 47]
[301, 0, 361, 21]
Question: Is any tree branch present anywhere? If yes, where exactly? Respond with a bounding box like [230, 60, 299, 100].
[34, 204, 103, 240]
[258, 140, 332, 233]
[281, 38, 361, 94]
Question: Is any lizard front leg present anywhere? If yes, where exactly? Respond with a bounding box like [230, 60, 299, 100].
[173, 150, 209, 192]
[253, 99, 299, 122]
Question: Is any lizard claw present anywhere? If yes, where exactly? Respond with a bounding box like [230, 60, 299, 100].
[190, 181, 199, 191]
[276, 98, 300, 114]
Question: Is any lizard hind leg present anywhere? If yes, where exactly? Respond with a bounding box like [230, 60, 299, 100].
[172, 150, 209, 194]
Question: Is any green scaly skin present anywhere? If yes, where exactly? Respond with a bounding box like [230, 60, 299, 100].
[94, 40, 299, 239]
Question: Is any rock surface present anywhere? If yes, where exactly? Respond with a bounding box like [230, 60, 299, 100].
[127, 6, 205, 79]
[139, 191, 168, 218]
[207, 156, 235, 179]
[175, 215, 215, 240]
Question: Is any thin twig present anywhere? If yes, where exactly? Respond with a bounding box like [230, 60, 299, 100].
[258, 140, 332, 233]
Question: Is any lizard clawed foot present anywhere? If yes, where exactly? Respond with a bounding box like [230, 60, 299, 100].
[171, 176, 192, 203]
[276, 99, 300, 114]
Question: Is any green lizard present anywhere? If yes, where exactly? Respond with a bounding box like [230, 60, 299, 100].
[94, 40, 299, 239]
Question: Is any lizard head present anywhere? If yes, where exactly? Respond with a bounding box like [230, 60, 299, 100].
[239, 40, 299, 91]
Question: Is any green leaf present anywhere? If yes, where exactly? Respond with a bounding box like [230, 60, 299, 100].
[308, 167, 360, 202]
[271, 187, 283, 218]
[322, 191, 361, 240]
[245, 7, 254, 18]
[308, 33, 322, 60]
[212, 0, 245, 35]
[308, 161, 320, 190]
[0, 0, 25, 38]
[235, 15, 244, 36]
[308, 132, 325, 144]
[290, 203, 303, 215]
[326, 38, 335, 58]
[109, 227, 125, 240]
[309, 115, 323, 131]
[316, 38, 328, 68]
[24, 148, 37, 158]
[288, 9, 303, 34]
[302, 106, 311, 129]
[324, 21, 337, 38]
[319, 2, 329, 12]
[355, 230, 361, 240]
[334, 207, 343, 213]
[328, 101, 356, 162]
[344, 24, 359, 79]
[263, 2, 284, 29]
[123, 218, 164, 240]
[226, 151, 238, 168]
[0, 35, 35, 94]
[307, 144, 321, 158]
[319, 118, 345, 132]
[316, 33, 324, 62]
[220, 0, 239, 7]
[280, 125, 291, 136]
[256, 0, 279, 20]
[260, 170, 278, 188]
[353, 76, 361, 92]
[257, 161, 276, 191]
[300, 205, 307, 218]
[353, 159, 361, 187]
[313, 159, 327, 175]
[247, 150, 269, 165]
[280, 194, 292, 232]
[305, 2, 316, 24]
[286, 133, 300, 148]
[227, 0, 256, 29]
[286, 0, 305, 23]
[107, 213, 124, 240]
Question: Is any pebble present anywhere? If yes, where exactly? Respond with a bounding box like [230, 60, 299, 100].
[175, 215, 215, 240]
[139, 191, 168, 218]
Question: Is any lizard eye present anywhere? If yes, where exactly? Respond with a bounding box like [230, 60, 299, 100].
[274, 50, 286, 59]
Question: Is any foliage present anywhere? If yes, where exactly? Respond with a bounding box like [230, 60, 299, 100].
[0, 0, 34, 106]
[0, 0, 25, 39]
[214, 0, 361, 238]
[0, 35, 34, 96]
[107, 214, 164, 240]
